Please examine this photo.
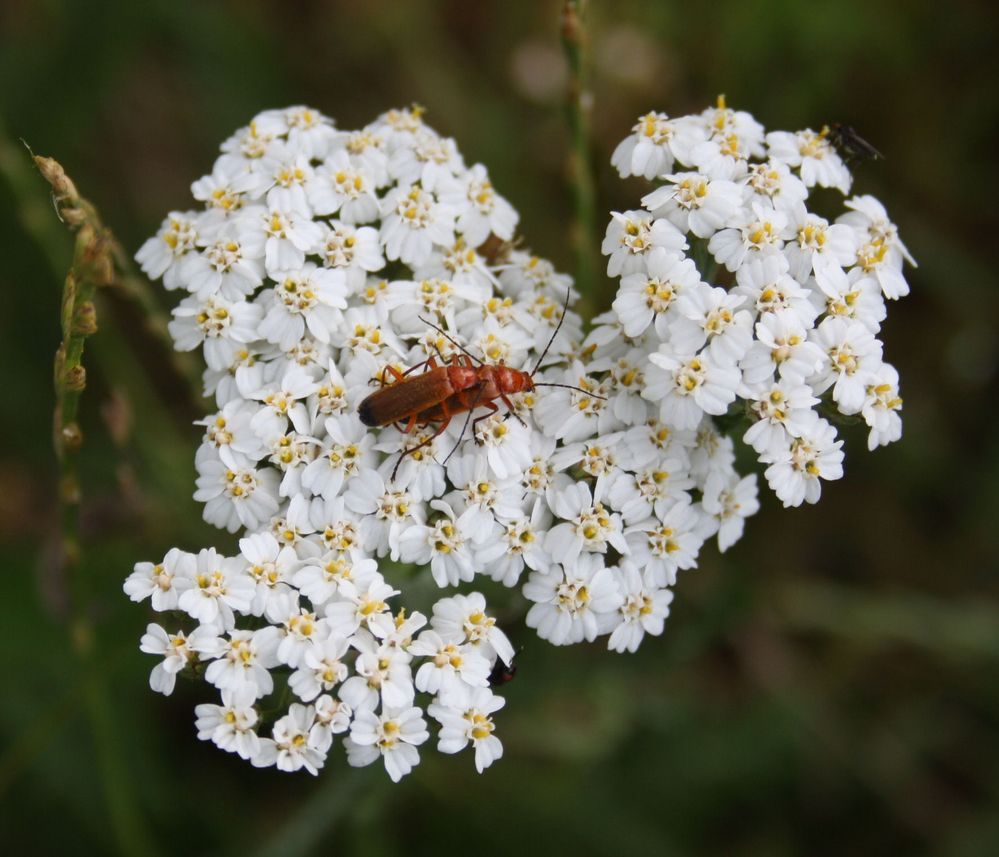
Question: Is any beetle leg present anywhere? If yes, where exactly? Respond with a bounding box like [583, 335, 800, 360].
[442, 386, 484, 467]
[470, 400, 500, 445]
[498, 392, 528, 427]
[378, 364, 407, 388]
[391, 415, 450, 481]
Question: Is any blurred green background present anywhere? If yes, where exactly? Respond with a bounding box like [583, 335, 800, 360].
[1, 1, 997, 855]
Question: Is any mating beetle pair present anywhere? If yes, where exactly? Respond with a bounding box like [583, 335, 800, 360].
[358, 289, 595, 478]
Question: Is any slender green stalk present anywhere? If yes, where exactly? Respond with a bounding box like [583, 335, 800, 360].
[34, 154, 159, 857]
[560, 0, 598, 306]
[0, 132, 203, 404]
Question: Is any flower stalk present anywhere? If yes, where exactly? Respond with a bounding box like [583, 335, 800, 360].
[35, 154, 159, 857]
[560, 0, 598, 305]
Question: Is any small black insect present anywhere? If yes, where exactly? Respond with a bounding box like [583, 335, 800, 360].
[825, 123, 883, 164]
[488, 658, 518, 687]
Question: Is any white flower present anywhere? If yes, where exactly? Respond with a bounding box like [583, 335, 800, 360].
[397, 499, 477, 588]
[642, 172, 742, 237]
[194, 686, 261, 760]
[257, 264, 348, 348]
[445, 447, 522, 516]
[239, 531, 297, 616]
[344, 468, 423, 560]
[523, 554, 623, 645]
[700, 472, 760, 552]
[733, 254, 817, 327]
[193, 447, 280, 533]
[168, 294, 262, 371]
[293, 549, 378, 608]
[279, 106, 338, 159]
[339, 628, 414, 711]
[470, 412, 534, 481]
[602, 210, 687, 278]
[139, 624, 195, 695]
[439, 163, 518, 246]
[409, 630, 491, 699]
[345, 706, 429, 782]
[624, 500, 704, 586]
[428, 685, 505, 772]
[669, 284, 754, 364]
[544, 482, 629, 567]
[783, 203, 857, 289]
[476, 498, 553, 586]
[839, 195, 916, 300]
[254, 703, 328, 775]
[762, 411, 844, 507]
[740, 311, 825, 386]
[605, 459, 693, 525]
[309, 149, 380, 223]
[191, 162, 257, 218]
[811, 266, 886, 334]
[810, 316, 883, 414]
[197, 627, 280, 698]
[610, 111, 704, 179]
[267, 593, 329, 669]
[301, 414, 376, 500]
[314, 694, 352, 736]
[431, 593, 515, 666]
[532, 361, 615, 442]
[766, 128, 852, 194]
[124, 547, 194, 612]
[606, 562, 673, 653]
[708, 202, 791, 273]
[135, 212, 200, 289]
[176, 548, 254, 629]
[690, 96, 766, 178]
[388, 128, 464, 188]
[861, 362, 903, 450]
[380, 183, 455, 267]
[644, 351, 741, 430]
[181, 229, 265, 300]
[742, 377, 821, 455]
[256, 202, 325, 277]
[248, 367, 318, 437]
[742, 159, 808, 212]
[196, 401, 267, 470]
[319, 221, 385, 291]
[324, 576, 398, 639]
[289, 636, 351, 702]
[612, 248, 702, 339]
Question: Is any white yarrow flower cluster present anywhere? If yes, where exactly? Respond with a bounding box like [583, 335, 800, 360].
[126, 100, 912, 780]
[608, 95, 912, 510]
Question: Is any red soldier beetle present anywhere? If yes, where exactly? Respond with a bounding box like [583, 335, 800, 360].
[358, 288, 601, 479]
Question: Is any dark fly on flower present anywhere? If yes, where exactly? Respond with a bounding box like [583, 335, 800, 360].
[824, 123, 883, 164]
[488, 651, 519, 686]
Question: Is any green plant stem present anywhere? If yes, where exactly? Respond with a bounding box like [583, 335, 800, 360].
[0, 129, 203, 407]
[33, 153, 159, 857]
[560, 0, 598, 306]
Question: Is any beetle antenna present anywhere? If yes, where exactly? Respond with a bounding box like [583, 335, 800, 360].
[530, 286, 573, 376]
[533, 382, 606, 400]
[418, 315, 482, 365]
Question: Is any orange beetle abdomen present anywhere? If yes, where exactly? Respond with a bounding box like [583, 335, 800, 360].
[358, 367, 455, 427]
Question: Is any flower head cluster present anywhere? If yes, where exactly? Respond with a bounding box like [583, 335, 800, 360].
[126, 100, 912, 780]
[607, 96, 913, 508]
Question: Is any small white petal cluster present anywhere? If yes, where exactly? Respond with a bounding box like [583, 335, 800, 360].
[126, 100, 913, 780]
[607, 96, 913, 509]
